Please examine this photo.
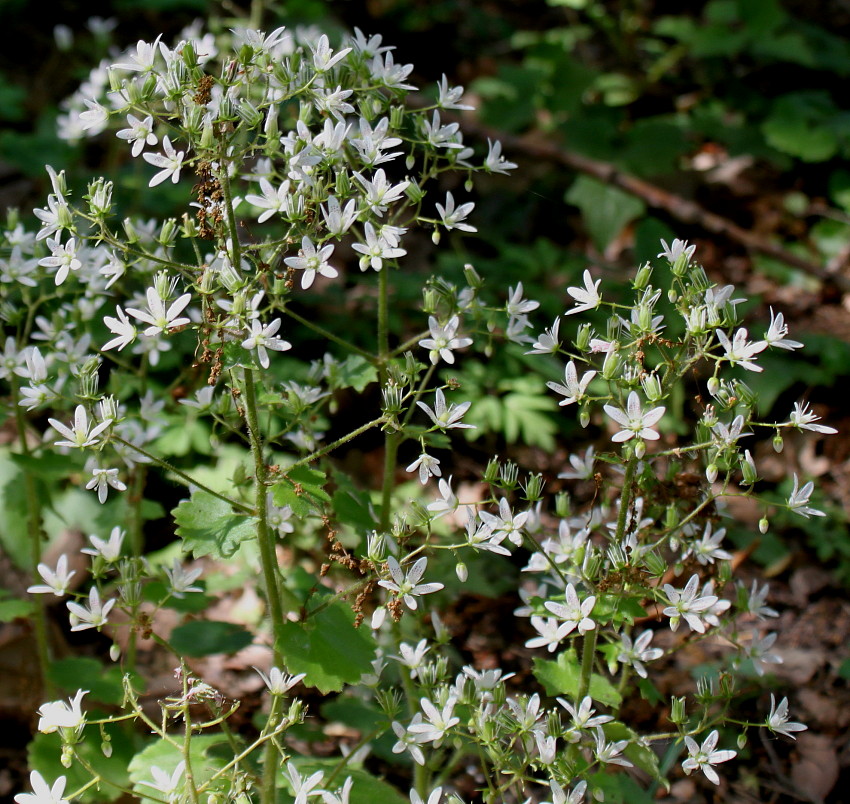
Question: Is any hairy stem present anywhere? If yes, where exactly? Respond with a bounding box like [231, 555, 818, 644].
[12, 384, 53, 698]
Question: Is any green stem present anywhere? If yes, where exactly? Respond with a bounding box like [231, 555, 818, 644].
[280, 304, 374, 361]
[260, 696, 282, 804]
[285, 416, 386, 471]
[111, 436, 253, 514]
[379, 432, 399, 532]
[12, 385, 53, 698]
[242, 368, 286, 668]
[577, 627, 598, 702]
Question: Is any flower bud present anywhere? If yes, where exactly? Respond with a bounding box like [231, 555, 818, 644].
[500, 460, 519, 489]
[759, 517, 769, 534]
[707, 376, 720, 396]
[741, 450, 757, 485]
[772, 433, 784, 453]
[737, 733, 747, 750]
[634, 439, 646, 459]
[633, 262, 652, 290]
[665, 505, 679, 530]
[555, 492, 570, 518]
[455, 561, 468, 582]
[579, 409, 590, 428]
[667, 288, 679, 304]
[405, 154, 415, 170]
[522, 472, 544, 502]
[670, 696, 687, 724]
[706, 463, 718, 483]
[390, 104, 405, 130]
[601, 347, 621, 380]
[431, 228, 441, 245]
[483, 456, 500, 485]
[641, 372, 663, 402]
[575, 323, 592, 352]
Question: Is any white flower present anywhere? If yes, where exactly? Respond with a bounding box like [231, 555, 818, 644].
[38, 235, 82, 285]
[712, 414, 749, 447]
[544, 583, 597, 636]
[112, 37, 161, 72]
[321, 777, 354, 804]
[126, 286, 192, 335]
[245, 178, 293, 223]
[139, 761, 185, 800]
[86, 466, 127, 503]
[617, 629, 663, 678]
[14, 771, 70, 804]
[321, 195, 358, 236]
[681, 729, 736, 784]
[241, 318, 292, 369]
[164, 559, 203, 597]
[484, 138, 517, 174]
[28, 555, 76, 596]
[766, 694, 807, 740]
[416, 388, 474, 430]
[565, 270, 601, 315]
[66, 586, 116, 631]
[391, 719, 426, 766]
[378, 556, 444, 611]
[408, 696, 459, 744]
[48, 405, 111, 449]
[394, 639, 430, 678]
[558, 446, 595, 480]
[787, 473, 825, 518]
[82, 526, 125, 561]
[312, 34, 351, 72]
[788, 401, 837, 434]
[559, 696, 614, 734]
[684, 522, 733, 565]
[116, 113, 157, 157]
[284, 236, 339, 289]
[410, 786, 444, 804]
[764, 308, 802, 350]
[427, 476, 458, 517]
[506, 282, 539, 317]
[526, 317, 561, 355]
[593, 726, 633, 767]
[435, 192, 476, 232]
[37, 689, 87, 734]
[419, 315, 472, 365]
[526, 615, 572, 652]
[254, 666, 305, 695]
[353, 169, 409, 216]
[406, 452, 441, 484]
[102, 305, 137, 351]
[658, 238, 696, 264]
[662, 574, 718, 633]
[716, 327, 767, 372]
[351, 222, 407, 270]
[479, 497, 529, 546]
[142, 135, 185, 186]
[437, 74, 473, 110]
[286, 764, 327, 804]
[547, 361, 596, 407]
[603, 391, 665, 442]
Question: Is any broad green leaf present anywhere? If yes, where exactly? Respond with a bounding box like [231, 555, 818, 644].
[47, 657, 125, 705]
[533, 649, 622, 707]
[128, 734, 230, 803]
[565, 176, 646, 252]
[331, 470, 377, 534]
[276, 600, 376, 693]
[173, 490, 257, 559]
[285, 758, 406, 804]
[762, 92, 840, 162]
[329, 355, 378, 392]
[272, 466, 331, 518]
[604, 721, 667, 786]
[170, 621, 254, 657]
[0, 595, 33, 622]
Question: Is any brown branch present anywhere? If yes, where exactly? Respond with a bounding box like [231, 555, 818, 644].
[456, 114, 850, 292]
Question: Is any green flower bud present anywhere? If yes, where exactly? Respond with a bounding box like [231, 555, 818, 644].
[483, 456, 501, 485]
[576, 323, 592, 351]
[773, 433, 784, 453]
[706, 463, 718, 483]
[670, 696, 687, 725]
[759, 517, 769, 534]
[707, 376, 720, 396]
[456, 561, 468, 582]
[667, 288, 679, 303]
[579, 408, 590, 428]
[555, 492, 570, 518]
[633, 262, 652, 290]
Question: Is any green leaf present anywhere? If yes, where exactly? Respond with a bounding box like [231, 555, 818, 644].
[533, 649, 623, 707]
[276, 600, 376, 693]
[272, 466, 331, 518]
[0, 594, 33, 622]
[47, 657, 125, 705]
[169, 621, 254, 657]
[128, 734, 231, 803]
[566, 176, 646, 252]
[604, 721, 667, 786]
[331, 470, 378, 533]
[329, 355, 378, 392]
[285, 758, 406, 804]
[173, 490, 257, 559]
[762, 92, 840, 162]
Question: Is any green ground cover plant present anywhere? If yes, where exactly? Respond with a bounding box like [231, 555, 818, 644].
[0, 11, 838, 804]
